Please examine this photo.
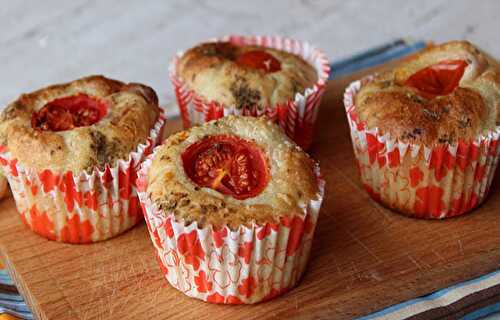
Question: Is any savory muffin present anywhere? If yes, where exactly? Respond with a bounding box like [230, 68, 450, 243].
[356, 41, 499, 144]
[177, 41, 317, 109]
[0, 75, 164, 242]
[345, 41, 500, 218]
[138, 115, 324, 303]
[0, 75, 160, 172]
[170, 35, 330, 149]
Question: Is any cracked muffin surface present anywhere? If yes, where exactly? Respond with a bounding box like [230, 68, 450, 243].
[146, 116, 321, 229]
[0, 75, 160, 173]
[177, 41, 318, 109]
[355, 41, 500, 145]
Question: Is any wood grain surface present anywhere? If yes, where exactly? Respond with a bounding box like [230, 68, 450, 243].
[1, 66, 500, 320]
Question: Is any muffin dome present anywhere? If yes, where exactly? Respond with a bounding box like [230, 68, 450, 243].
[146, 115, 321, 229]
[139, 115, 324, 304]
[355, 41, 500, 145]
[177, 42, 318, 109]
[344, 41, 500, 219]
[0, 75, 164, 243]
[0, 75, 160, 173]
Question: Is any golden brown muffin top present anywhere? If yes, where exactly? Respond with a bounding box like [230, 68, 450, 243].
[176, 41, 318, 109]
[0, 75, 160, 173]
[355, 41, 500, 145]
[146, 116, 321, 229]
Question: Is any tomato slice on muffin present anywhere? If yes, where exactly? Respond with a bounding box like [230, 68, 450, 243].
[404, 60, 468, 99]
[182, 135, 269, 199]
[32, 93, 108, 131]
[236, 50, 281, 72]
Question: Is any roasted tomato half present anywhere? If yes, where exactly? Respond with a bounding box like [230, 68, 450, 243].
[236, 50, 281, 73]
[182, 135, 270, 200]
[32, 93, 108, 131]
[404, 59, 468, 99]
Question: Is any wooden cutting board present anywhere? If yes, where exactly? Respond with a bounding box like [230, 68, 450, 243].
[1, 62, 500, 320]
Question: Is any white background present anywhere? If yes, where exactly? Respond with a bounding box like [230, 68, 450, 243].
[1, 0, 498, 116]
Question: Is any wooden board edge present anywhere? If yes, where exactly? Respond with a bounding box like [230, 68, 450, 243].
[1, 246, 46, 320]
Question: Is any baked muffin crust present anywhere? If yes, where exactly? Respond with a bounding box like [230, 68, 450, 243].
[0, 75, 160, 173]
[355, 41, 500, 145]
[177, 42, 318, 109]
[147, 116, 321, 229]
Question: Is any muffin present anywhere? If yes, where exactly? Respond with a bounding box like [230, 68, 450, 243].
[137, 115, 324, 304]
[0, 75, 165, 243]
[344, 41, 500, 218]
[169, 35, 330, 149]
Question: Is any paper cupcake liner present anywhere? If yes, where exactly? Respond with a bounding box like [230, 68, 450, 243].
[344, 78, 500, 218]
[169, 35, 330, 150]
[0, 113, 166, 243]
[137, 151, 325, 304]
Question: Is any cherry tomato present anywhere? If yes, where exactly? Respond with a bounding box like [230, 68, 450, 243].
[236, 50, 281, 73]
[32, 93, 107, 131]
[181, 135, 269, 200]
[404, 60, 468, 99]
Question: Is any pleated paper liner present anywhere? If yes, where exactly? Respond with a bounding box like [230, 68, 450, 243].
[0, 113, 166, 243]
[169, 35, 330, 150]
[137, 152, 325, 304]
[344, 78, 500, 218]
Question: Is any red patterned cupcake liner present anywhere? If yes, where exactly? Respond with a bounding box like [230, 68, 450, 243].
[0, 113, 166, 243]
[344, 77, 500, 218]
[169, 35, 330, 150]
[137, 152, 324, 304]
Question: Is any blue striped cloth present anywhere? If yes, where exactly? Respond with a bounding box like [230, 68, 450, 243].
[0, 269, 33, 319]
[1, 39, 499, 320]
[359, 270, 500, 319]
[329, 39, 427, 79]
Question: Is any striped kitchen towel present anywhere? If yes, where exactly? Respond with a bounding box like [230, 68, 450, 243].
[358, 270, 500, 319]
[0, 264, 33, 320]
